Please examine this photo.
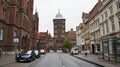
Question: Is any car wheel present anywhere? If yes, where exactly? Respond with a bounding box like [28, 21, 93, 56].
[29, 58, 32, 62]
[16, 60, 19, 62]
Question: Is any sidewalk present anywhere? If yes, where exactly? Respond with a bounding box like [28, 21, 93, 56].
[74, 54, 120, 67]
[0, 54, 15, 66]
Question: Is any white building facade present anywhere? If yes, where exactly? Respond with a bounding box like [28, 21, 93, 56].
[76, 23, 85, 52]
[99, 0, 120, 62]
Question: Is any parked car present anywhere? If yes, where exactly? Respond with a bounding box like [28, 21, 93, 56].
[63, 48, 69, 53]
[40, 49, 46, 54]
[57, 49, 62, 53]
[49, 49, 54, 53]
[34, 50, 41, 58]
[16, 50, 36, 62]
[70, 47, 79, 55]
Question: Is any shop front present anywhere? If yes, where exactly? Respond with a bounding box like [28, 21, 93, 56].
[102, 37, 120, 62]
[90, 40, 100, 54]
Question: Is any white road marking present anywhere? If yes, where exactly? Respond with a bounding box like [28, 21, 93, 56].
[63, 65, 65, 67]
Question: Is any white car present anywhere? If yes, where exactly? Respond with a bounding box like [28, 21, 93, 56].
[57, 50, 62, 53]
[49, 50, 54, 53]
[70, 47, 79, 55]
[40, 49, 46, 54]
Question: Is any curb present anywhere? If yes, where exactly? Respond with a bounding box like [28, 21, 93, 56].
[72, 55, 104, 67]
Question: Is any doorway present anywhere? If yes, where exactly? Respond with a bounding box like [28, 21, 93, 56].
[92, 44, 95, 54]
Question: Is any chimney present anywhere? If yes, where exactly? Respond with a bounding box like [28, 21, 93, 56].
[47, 30, 48, 34]
[71, 28, 73, 31]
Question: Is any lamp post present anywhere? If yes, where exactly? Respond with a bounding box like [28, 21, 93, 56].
[94, 32, 96, 54]
[14, 36, 19, 60]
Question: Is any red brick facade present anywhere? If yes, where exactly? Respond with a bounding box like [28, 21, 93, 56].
[0, 0, 39, 53]
[37, 31, 51, 51]
[65, 29, 76, 47]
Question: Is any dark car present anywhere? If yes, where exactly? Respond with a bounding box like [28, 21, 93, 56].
[34, 50, 40, 58]
[16, 50, 36, 62]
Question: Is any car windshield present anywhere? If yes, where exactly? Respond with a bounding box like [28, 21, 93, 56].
[26, 51, 32, 54]
[21, 50, 32, 55]
[34, 50, 38, 54]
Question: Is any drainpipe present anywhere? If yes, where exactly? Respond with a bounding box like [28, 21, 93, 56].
[94, 32, 96, 54]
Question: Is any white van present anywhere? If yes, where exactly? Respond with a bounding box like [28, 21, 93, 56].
[70, 47, 79, 55]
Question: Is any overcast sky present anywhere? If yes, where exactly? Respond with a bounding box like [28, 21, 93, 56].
[33, 0, 98, 36]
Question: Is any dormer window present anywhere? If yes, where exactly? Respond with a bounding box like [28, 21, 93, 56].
[0, 28, 3, 40]
[105, 11, 108, 18]
[109, 5, 113, 14]
[26, 0, 29, 10]
[116, 0, 120, 9]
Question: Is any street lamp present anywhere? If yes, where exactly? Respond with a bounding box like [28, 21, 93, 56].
[14, 36, 19, 59]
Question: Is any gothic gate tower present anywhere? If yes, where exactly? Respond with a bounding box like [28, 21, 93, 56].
[53, 10, 66, 50]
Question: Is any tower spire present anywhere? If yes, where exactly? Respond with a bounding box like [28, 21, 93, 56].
[35, 7, 38, 16]
[58, 9, 60, 13]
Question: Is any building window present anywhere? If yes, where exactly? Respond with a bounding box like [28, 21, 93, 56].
[55, 30, 57, 33]
[101, 14, 104, 21]
[109, 5, 113, 14]
[110, 18, 115, 31]
[105, 11, 108, 18]
[2, 9, 6, 20]
[102, 24, 105, 34]
[0, 28, 3, 40]
[118, 16, 120, 28]
[116, 1, 120, 9]
[14, 31, 17, 37]
[106, 22, 109, 33]
[103, 41, 109, 54]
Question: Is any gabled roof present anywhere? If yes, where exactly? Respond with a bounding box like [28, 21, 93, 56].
[82, 12, 90, 19]
[89, 0, 102, 18]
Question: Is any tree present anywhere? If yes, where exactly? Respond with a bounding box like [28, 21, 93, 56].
[63, 39, 71, 50]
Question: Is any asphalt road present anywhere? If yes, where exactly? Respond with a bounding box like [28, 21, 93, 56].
[1, 55, 45, 67]
[30, 53, 99, 67]
[1, 53, 100, 67]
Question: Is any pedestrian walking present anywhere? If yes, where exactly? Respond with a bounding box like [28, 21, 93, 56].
[85, 51, 87, 57]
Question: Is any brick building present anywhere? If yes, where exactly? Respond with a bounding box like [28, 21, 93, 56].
[37, 31, 52, 51]
[0, 0, 39, 55]
[65, 29, 76, 47]
[53, 10, 66, 50]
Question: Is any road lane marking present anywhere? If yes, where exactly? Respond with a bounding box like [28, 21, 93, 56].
[63, 65, 65, 67]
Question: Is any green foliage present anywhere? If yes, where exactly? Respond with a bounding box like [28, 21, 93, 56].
[63, 39, 71, 49]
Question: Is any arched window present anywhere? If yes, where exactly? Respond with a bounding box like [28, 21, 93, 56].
[0, 28, 3, 40]
[14, 31, 17, 37]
